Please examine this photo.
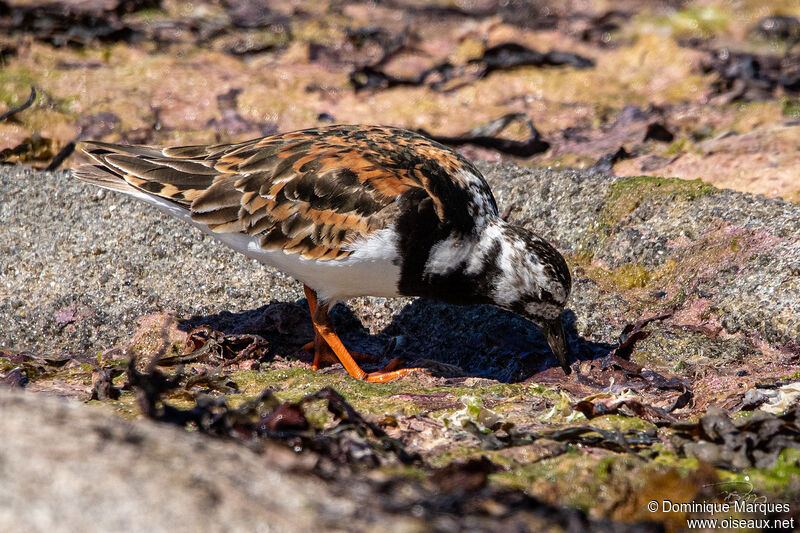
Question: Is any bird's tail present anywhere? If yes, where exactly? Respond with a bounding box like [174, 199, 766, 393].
[71, 141, 217, 207]
[72, 142, 163, 195]
[72, 163, 139, 194]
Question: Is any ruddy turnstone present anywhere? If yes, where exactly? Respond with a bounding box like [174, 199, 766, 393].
[73, 125, 572, 382]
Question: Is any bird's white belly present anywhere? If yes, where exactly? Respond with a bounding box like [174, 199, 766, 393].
[131, 191, 402, 303]
[215, 229, 403, 303]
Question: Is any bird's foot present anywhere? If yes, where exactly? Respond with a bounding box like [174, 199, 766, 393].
[302, 339, 422, 382]
[302, 338, 376, 370]
[364, 357, 425, 383]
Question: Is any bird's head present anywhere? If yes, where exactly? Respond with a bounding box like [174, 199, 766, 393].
[484, 222, 573, 373]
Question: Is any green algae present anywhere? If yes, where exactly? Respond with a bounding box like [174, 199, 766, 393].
[740, 449, 800, 493]
[0, 67, 36, 106]
[428, 447, 493, 468]
[231, 367, 429, 416]
[599, 176, 715, 230]
[666, 137, 692, 155]
[491, 450, 586, 490]
[658, 5, 730, 38]
[491, 451, 658, 514]
[781, 98, 800, 119]
[440, 394, 504, 432]
[0, 358, 17, 373]
[651, 449, 701, 472]
[88, 391, 139, 419]
[228, 367, 554, 418]
[121, 7, 166, 23]
[378, 464, 428, 482]
[630, 328, 750, 369]
[23, 362, 97, 388]
[609, 263, 651, 289]
[573, 176, 718, 289]
[587, 414, 657, 433]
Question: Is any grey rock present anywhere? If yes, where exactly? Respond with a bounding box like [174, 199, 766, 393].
[1, 163, 798, 376]
[0, 388, 395, 532]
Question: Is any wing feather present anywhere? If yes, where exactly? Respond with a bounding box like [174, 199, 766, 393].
[75, 125, 497, 261]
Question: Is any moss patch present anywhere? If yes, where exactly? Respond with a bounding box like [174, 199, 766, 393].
[740, 449, 800, 494]
[599, 176, 715, 230]
[781, 98, 800, 119]
[608, 263, 651, 289]
[658, 5, 730, 39]
[232, 367, 432, 416]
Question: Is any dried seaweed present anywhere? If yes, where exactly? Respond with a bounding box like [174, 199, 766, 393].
[0, 368, 26, 388]
[577, 11, 628, 47]
[349, 63, 468, 92]
[529, 312, 691, 425]
[224, 0, 289, 31]
[752, 15, 800, 45]
[0, 87, 47, 165]
[124, 351, 671, 531]
[344, 26, 409, 67]
[543, 425, 659, 455]
[0, 86, 35, 122]
[574, 396, 678, 426]
[380, 0, 559, 31]
[703, 48, 800, 102]
[128, 361, 419, 467]
[0, 0, 157, 46]
[351, 42, 593, 93]
[560, 104, 680, 172]
[671, 405, 800, 470]
[2, 88, 108, 169]
[45, 142, 76, 171]
[89, 368, 121, 400]
[591, 147, 631, 173]
[418, 113, 550, 157]
[643, 122, 674, 143]
[183, 367, 239, 394]
[476, 43, 594, 73]
[570, 352, 693, 426]
[0, 134, 57, 165]
[157, 324, 269, 367]
[456, 417, 664, 468]
[613, 312, 673, 359]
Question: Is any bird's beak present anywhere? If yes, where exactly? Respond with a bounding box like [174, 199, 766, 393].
[541, 316, 571, 374]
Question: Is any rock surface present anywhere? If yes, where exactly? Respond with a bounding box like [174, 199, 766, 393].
[0, 389, 364, 533]
[0, 388, 659, 533]
[1, 164, 798, 380]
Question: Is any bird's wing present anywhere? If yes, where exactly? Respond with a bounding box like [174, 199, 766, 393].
[74, 125, 498, 260]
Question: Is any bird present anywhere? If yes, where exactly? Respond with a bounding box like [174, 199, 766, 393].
[73, 124, 572, 383]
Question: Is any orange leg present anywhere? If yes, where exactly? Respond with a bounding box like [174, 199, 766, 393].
[303, 285, 424, 383]
[301, 287, 375, 369]
[302, 330, 377, 370]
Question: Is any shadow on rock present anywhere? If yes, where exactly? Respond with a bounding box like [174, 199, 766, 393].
[181, 299, 615, 382]
[180, 301, 312, 356]
[381, 300, 614, 383]
[180, 300, 385, 365]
